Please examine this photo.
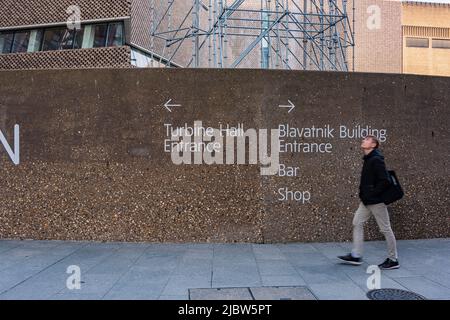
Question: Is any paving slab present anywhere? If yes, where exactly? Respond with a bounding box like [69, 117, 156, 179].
[189, 288, 253, 300]
[0, 238, 448, 300]
[250, 286, 317, 300]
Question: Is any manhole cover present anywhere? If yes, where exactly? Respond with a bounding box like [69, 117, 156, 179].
[367, 289, 427, 300]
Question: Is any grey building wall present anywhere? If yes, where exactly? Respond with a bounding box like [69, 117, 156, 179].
[0, 68, 448, 242]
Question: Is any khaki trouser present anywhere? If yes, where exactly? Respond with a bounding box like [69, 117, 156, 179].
[352, 202, 398, 260]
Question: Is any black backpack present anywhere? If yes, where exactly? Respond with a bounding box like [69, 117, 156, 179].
[382, 170, 404, 205]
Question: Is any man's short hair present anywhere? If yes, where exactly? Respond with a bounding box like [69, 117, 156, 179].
[366, 135, 380, 149]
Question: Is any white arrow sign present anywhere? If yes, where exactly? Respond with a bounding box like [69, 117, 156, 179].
[164, 99, 181, 112]
[279, 100, 295, 113]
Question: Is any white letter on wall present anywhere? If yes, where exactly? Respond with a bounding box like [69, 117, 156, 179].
[0, 124, 20, 165]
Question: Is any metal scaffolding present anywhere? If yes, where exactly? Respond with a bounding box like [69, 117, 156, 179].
[151, 0, 355, 71]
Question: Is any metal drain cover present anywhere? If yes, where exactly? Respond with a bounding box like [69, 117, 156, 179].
[367, 289, 427, 300]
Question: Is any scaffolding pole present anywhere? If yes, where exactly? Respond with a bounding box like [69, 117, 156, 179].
[151, 0, 354, 71]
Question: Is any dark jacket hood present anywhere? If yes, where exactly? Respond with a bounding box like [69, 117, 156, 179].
[363, 149, 384, 161]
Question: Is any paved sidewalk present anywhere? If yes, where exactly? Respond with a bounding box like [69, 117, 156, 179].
[0, 238, 449, 300]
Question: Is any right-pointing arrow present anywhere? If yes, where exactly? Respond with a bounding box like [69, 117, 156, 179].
[279, 100, 295, 113]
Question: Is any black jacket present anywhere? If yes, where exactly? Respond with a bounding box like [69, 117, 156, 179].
[359, 149, 391, 205]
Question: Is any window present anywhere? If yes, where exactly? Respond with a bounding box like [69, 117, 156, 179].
[432, 39, 450, 49]
[82, 23, 124, 48]
[11, 31, 30, 53]
[93, 24, 108, 48]
[60, 30, 77, 50]
[0, 30, 43, 53]
[0, 32, 14, 53]
[42, 28, 67, 51]
[28, 30, 43, 52]
[405, 37, 429, 48]
[0, 22, 124, 54]
[73, 27, 84, 49]
[42, 27, 85, 51]
[60, 27, 84, 50]
[106, 23, 124, 47]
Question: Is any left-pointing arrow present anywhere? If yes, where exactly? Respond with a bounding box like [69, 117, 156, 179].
[164, 99, 182, 112]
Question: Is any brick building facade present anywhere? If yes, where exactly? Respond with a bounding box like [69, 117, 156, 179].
[0, 1, 449, 76]
[0, 0, 187, 70]
[351, 0, 403, 74]
[402, 1, 450, 76]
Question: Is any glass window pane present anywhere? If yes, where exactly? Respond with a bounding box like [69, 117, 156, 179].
[81, 25, 94, 49]
[12, 31, 31, 53]
[27, 30, 43, 52]
[0, 32, 14, 54]
[60, 29, 77, 50]
[432, 39, 450, 49]
[73, 27, 84, 49]
[93, 24, 108, 48]
[405, 37, 429, 48]
[42, 28, 66, 51]
[106, 23, 124, 47]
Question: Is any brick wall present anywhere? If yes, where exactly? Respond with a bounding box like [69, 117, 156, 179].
[403, 1, 450, 28]
[137, 0, 403, 72]
[130, 0, 196, 66]
[0, 46, 131, 70]
[0, 0, 132, 70]
[0, 0, 131, 28]
[402, 2, 450, 77]
[351, 0, 403, 74]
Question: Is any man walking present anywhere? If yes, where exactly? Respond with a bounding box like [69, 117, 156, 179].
[338, 135, 400, 270]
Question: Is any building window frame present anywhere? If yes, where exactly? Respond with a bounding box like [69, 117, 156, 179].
[0, 21, 125, 55]
[82, 22, 124, 49]
[432, 38, 450, 49]
[0, 32, 14, 53]
[405, 37, 430, 48]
